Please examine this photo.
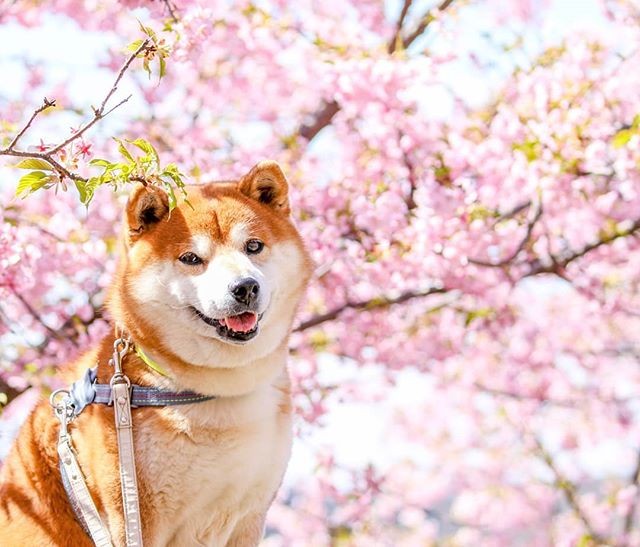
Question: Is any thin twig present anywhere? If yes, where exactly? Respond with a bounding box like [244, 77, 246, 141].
[294, 287, 447, 332]
[6, 97, 56, 151]
[534, 437, 606, 543]
[161, 0, 179, 22]
[10, 288, 59, 340]
[623, 449, 640, 536]
[401, 0, 455, 50]
[0, 39, 150, 182]
[526, 217, 640, 277]
[47, 39, 149, 155]
[469, 203, 542, 267]
[35, 297, 104, 352]
[388, 0, 413, 54]
[496, 200, 531, 222]
[399, 131, 418, 211]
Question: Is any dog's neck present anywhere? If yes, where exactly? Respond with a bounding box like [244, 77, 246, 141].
[92, 326, 289, 399]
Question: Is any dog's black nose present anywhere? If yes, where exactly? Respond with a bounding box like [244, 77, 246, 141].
[230, 277, 260, 306]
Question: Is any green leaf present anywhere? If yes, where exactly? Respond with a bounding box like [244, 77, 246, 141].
[129, 138, 159, 164]
[143, 57, 151, 79]
[16, 171, 52, 198]
[114, 138, 135, 162]
[159, 56, 166, 80]
[138, 21, 158, 42]
[89, 158, 112, 167]
[165, 183, 177, 211]
[576, 535, 595, 547]
[80, 177, 102, 205]
[612, 129, 633, 148]
[14, 158, 53, 171]
[513, 140, 540, 162]
[126, 39, 145, 53]
[74, 180, 89, 204]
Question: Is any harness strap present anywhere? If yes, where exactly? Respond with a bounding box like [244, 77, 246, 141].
[51, 338, 216, 547]
[54, 405, 113, 547]
[112, 378, 143, 546]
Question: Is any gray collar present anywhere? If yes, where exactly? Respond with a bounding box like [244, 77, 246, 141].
[68, 367, 216, 416]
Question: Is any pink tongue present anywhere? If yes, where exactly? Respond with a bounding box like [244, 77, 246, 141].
[225, 312, 258, 333]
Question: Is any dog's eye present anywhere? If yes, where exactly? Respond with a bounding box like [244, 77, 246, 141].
[245, 239, 264, 255]
[179, 252, 203, 265]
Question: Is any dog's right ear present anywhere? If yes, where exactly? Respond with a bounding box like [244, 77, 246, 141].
[126, 184, 170, 242]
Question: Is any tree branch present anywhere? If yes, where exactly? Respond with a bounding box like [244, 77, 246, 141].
[0, 39, 150, 182]
[297, 0, 456, 142]
[294, 287, 447, 332]
[526, 217, 640, 277]
[10, 288, 60, 340]
[161, 0, 179, 23]
[0, 376, 20, 404]
[388, 0, 413, 54]
[298, 100, 340, 141]
[401, 0, 455, 50]
[0, 148, 85, 182]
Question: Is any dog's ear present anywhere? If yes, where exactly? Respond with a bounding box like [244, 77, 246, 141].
[126, 184, 170, 241]
[238, 161, 290, 214]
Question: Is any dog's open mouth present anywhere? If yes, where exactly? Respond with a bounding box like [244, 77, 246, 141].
[191, 307, 260, 342]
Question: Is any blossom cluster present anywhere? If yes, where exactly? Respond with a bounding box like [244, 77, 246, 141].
[2, 0, 640, 544]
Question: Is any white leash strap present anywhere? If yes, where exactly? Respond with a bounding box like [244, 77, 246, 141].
[111, 339, 144, 547]
[51, 337, 145, 546]
[52, 399, 114, 547]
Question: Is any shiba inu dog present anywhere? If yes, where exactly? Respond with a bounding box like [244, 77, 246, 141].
[0, 161, 312, 546]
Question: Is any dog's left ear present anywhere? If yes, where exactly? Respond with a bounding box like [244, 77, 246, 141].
[126, 183, 170, 242]
[238, 161, 290, 214]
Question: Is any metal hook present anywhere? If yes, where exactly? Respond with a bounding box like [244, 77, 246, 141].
[110, 337, 131, 375]
[50, 389, 74, 439]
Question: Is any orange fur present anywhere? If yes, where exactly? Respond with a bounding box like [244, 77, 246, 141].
[0, 164, 312, 546]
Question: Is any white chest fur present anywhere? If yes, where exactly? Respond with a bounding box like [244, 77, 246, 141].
[132, 381, 292, 546]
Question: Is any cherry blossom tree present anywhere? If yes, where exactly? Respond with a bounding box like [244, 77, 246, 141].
[2, 0, 640, 544]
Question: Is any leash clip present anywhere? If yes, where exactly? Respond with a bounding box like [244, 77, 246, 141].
[109, 337, 132, 394]
[109, 337, 131, 375]
[50, 389, 74, 440]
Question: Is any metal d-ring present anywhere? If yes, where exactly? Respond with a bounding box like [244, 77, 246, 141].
[49, 388, 71, 410]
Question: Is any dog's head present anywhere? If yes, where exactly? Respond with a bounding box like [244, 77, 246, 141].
[112, 161, 312, 369]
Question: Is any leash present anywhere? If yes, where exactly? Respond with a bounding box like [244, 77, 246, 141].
[53, 396, 113, 546]
[50, 337, 216, 546]
[110, 338, 143, 547]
